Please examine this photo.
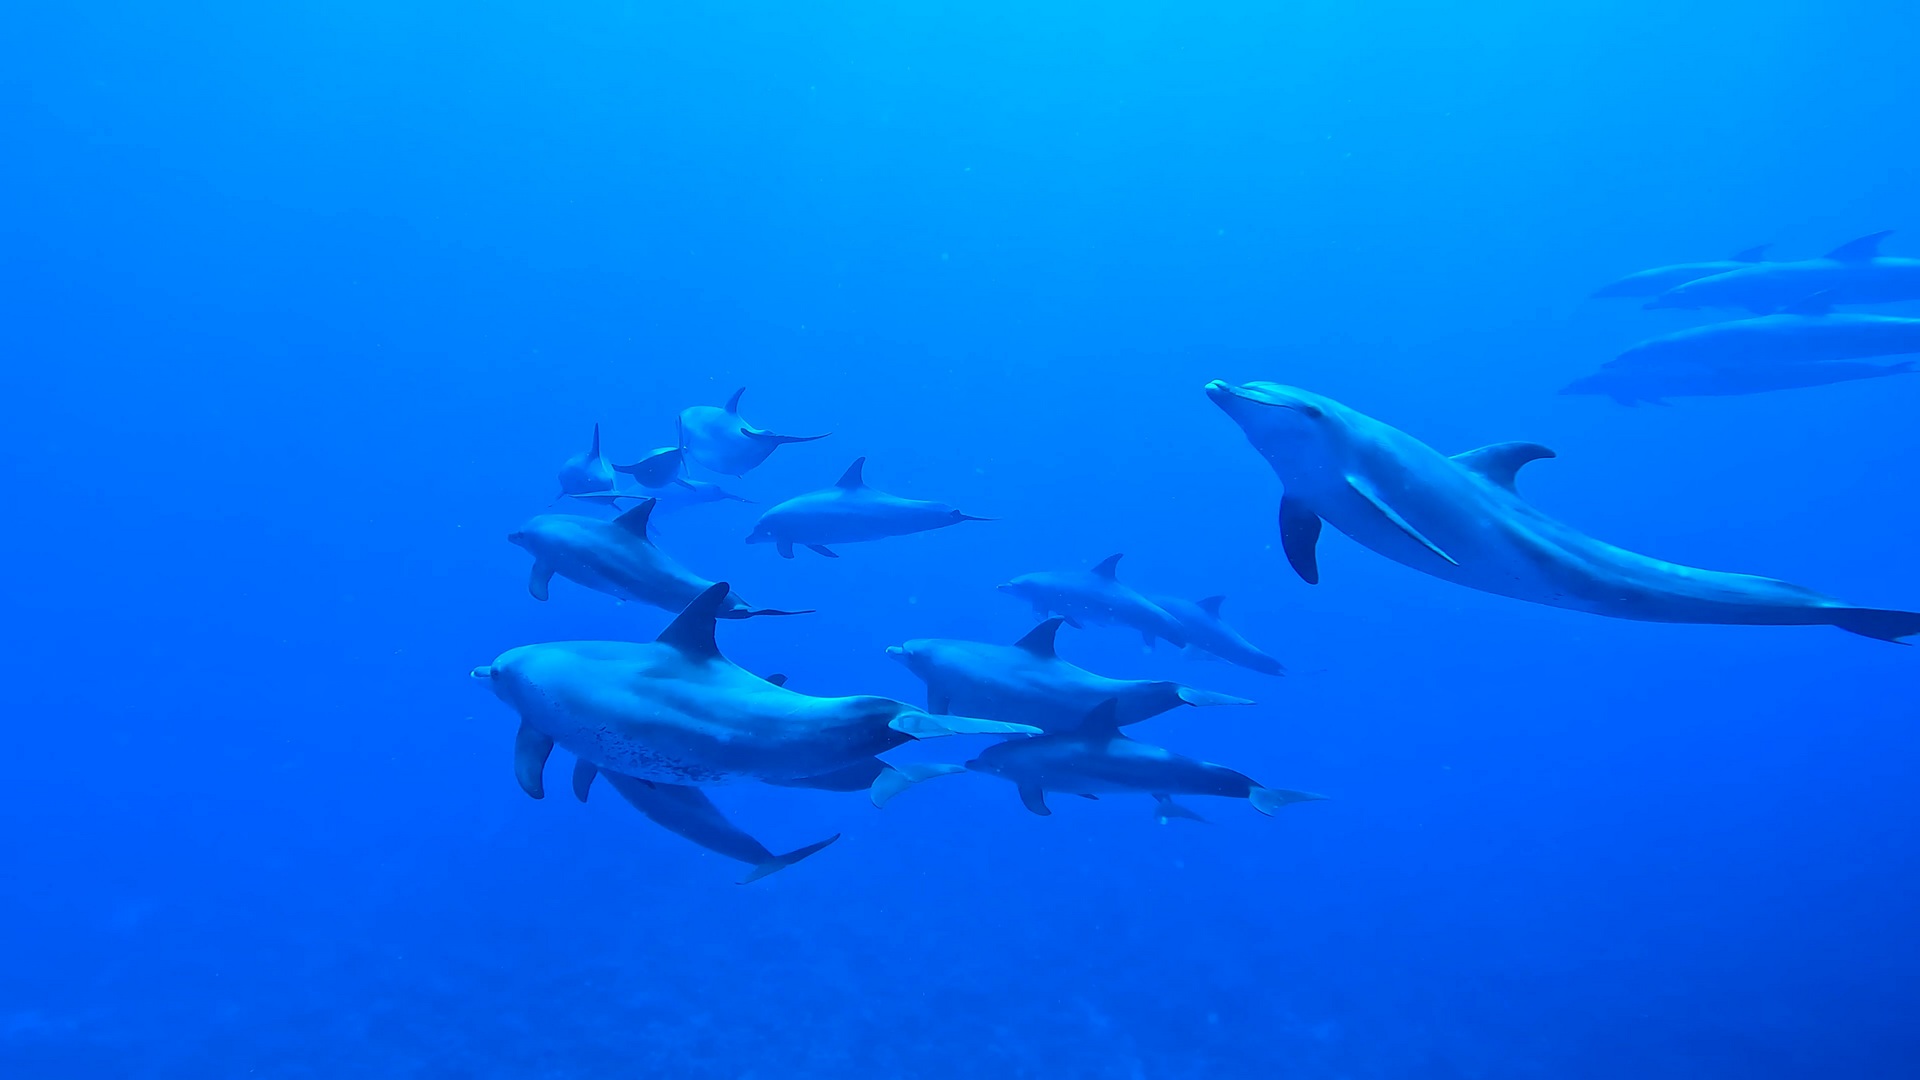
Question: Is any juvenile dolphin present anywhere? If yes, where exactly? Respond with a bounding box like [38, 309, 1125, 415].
[998, 554, 1189, 647]
[557, 423, 619, 497]
[581, 764, 839, 884]
[1206, 380, 1920, 641]
[509, 500, 808, 617]
[613, 446, 687, 489]
[965, 700, 1325, 818]
[1611, 304, 1920, 371]
[746, 458, 991, 559]
[679, 387, 829, 476]
[1591, 245, 1771, 299]
[471, 582, 1039, 792]
[1148, 594, 1287, 676]
[885, 617, 1252, 731]
[1563, 359, 1914, 406]
[1647, 231, 1920, 312]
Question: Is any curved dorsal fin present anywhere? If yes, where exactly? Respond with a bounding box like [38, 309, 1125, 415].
[836, 457, 867, 488]
[1826, 230, 1891, 262]
[1092, 553, 1123, 579]
[656, 582, 732, 659]
[1197, 595, 1226, 618]
[589, 422, 602, 457]
[1013, 618, 1064, 657]
[724, 387, 747, 413]
[1451, 442, 1557, 492]
[612, 499, 658, 540]
[1730, 244, 1770, 263]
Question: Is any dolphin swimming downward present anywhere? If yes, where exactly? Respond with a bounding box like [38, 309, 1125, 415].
[1206, 380, 1920, 641]
[679, 387, 829, 477]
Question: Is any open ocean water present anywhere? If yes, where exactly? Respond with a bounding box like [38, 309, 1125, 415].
[4, 2, 1918, 1077]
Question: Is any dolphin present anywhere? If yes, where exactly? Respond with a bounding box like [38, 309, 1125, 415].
[508, 500, 809, 617]
[1206, 380, 1920, 641]
[1591, 245, 1771, 299]
[577, 763, 839, 884]
[1647, 231, 1920, 312]
[613, 446, 687, 489]
[557, 423, 620, 497]
[471, 582, 1040, 791]
[679, 387, 829, 476]
[1147, 594, 1287, 676]
[998, 554, 1189, 647]
[654, 477, 752, 511]
[746, 458, 991, 559]
[964, 700, 1325, 817]
[885, 617, 1252, 731]
[1563, 359, 1914, 406]
[1611, 303, 1920, 371]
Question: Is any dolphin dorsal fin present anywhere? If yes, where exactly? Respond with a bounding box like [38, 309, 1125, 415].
[1197, 595, 1226, 618]
[1730, 244, 1770, 263]
[1451, 442, 1556, 492]
[1076, 697, 1124, 735]
[724, 387, 747, 414]
[765, 673, 789, 687]
[1013, 618, 1064, 657]
[589, 423, 602, 457]
[612, 499, 658, 539]
[1780, 290, 1834, 316]
[1092, 553, 1123, 579]
[836, 457, 867, 488]
[1826, 230, 1891, 262]
[656, 582, 732, 659]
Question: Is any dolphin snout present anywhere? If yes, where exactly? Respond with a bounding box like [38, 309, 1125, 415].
[469, 665, 494, 681]
[884, 645, 908, 660]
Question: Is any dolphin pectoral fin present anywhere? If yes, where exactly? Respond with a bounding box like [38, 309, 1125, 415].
[1826, 607, 1920, 643]
[776, 539, 795, 559]
[926, 689, 951, 715]
[1278, 497, 1323, 584]
[869, 762, 968, 808]
[513, 721, 554, 800]
[1342, 475, 1458, 567]
[1153, 794, 1208, 824]
[529, 561, 555, 601]
[806, 544, 840, 559]
[1248, 787, 1327, 816]
[739, 833, 841, 885]
[571, 758, 598, 802]
[1017, 784, 1051, 816]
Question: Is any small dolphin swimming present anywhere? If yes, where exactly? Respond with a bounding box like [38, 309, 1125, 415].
[1207, 380, 1920, 640]
[1591, 245, 1771, 299]
[746, 457, 991, 559]
[1563, 359, 1914, 406]
[886, 617, 1251, 731]
[1647, 231, 1920, 312]
[1147, 593, 1287, 676]
[556, 423, 619, 497]
[1611, 305, 1920, 372]
[679, 387, 829, 476]
[965, 699, 1324, 817]
[577, 762, 840, 884]
[999, 554, 1189, 647]
[509, 500, 809, 617]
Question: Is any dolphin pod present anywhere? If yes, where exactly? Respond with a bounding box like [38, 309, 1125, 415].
[1207, 380, 1920, 641]
[1645, 231, 1920, 312]
[1590, 244, 1771, 300]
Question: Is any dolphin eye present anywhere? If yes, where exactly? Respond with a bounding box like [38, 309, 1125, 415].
[1295, 403, 1323, 419]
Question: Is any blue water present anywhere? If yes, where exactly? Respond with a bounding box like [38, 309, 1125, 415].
[6, 2, 1919, 1076]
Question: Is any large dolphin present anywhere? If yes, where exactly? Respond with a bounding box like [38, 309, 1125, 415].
[998, 554, 1189, 647]
[1563, 359, 1914, 406]
[1612, 304, 1920, 371]
[1206, 380, 1920, 641]
[746, 458, 991, 559]
[509, 500, 809, 617]
[679, 387, 829, 476]
[965, 700, 1325, 818]
[1147, 594, 1287, 676]
[557, 423, 619, 497]
[1591, 245, 1771, 299]
[885, 617, 1252, 731]
[471, 582, 1039, 792]
[581, 764, 839, 884]
[1647, 231, 1920, 312]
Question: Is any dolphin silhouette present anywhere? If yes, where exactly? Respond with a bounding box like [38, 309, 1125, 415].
[1563, 359, 1914, 406]
[746, 458, 992, 559]
[579, 763, 839, 884]
[1612, 304, 1920, 371]
[1147, 594, 1287, 676]
[613, 446, 688, 489]
[557, 423, 619, 497]
[1591, 245, 1771, 299]
[1207, 380, 1920, 641]
[679, 387, 829, 477]
[1647, 231, 1920, 312]
[998, 554, 1188, 647]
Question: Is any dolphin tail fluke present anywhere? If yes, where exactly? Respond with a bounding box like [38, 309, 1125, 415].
[1827, 607, 1920, 643]
[870, 762, 968, 808]
[1152, 794, 1208, 825]
[1249, 787, 1327, 816]
[739, 833, 841, 885]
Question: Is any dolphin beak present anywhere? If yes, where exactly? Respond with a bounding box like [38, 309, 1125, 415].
[884, 645, 908, 660]
[469, 666, 493, 680]
[1203, 379, 1237, 403]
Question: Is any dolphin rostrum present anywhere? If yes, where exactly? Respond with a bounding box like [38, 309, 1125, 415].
[746, 457, 992, 559]
[471, 582, 1040, 791]
[1590, 245, 1771, 299]
[998, 554, 1189, 647]
[509, 500, 809, 618]
[1207, 380, 1920, 641]
[886, 617, 1252, 731]
[1646, 231, 1920, 312]
[1562, 359, 1914, 406]
[577, 762, 839, 884]
[964, 699, 1325, 817]
[1148, 594, 1287, 676]
[557, 423, 620, 497]
[679, 387, 829, 477]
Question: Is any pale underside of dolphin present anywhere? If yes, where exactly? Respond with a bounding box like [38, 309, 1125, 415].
[747, 457, 991, 559]
[1648, 231, 1920, 312]
[1206, 380, 1920, 641]
[886, 617, 1252, 731]
[679, 387, 829, 477]
[998, 554, 1190, 648]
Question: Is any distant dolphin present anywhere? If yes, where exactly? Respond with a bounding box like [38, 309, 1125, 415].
[1647, 231, 1920, 312]
[998, 554, 1189, 647]
[885, 617, 1252, 731]
[613, 447, 688, 489]
[1207, 380, 1920, 641]
[746, 458, 991, 559]
[471, 582, 1040, 793]
[1612, 302, 1920, 371]
[1147, 594, 1287, 676]
[679, 387, 829, 476]
[581, 764, 839, 884]
[655, 477, 752, 510]
[965, 699, 1325, 817]
[1591, 245, 1771, 299]
[509, 500, 809, 617]
[557, 423, 619, 497]
[1563, 359, 1914, 406]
